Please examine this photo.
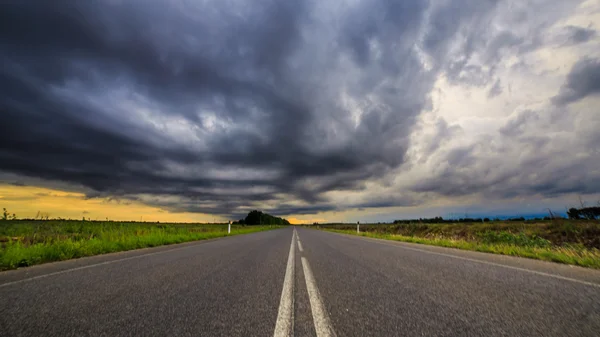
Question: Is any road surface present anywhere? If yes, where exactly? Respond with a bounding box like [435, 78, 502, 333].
[1, 227, 599, 336]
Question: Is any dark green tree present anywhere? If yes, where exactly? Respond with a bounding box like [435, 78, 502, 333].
[567, 208, 581, 219]
[244, 210, 290, 225]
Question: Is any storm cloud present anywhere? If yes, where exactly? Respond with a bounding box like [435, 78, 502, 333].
[553, 58, 600, 105]
[565, 26, 597, 45]
[0, 0, 598, 219]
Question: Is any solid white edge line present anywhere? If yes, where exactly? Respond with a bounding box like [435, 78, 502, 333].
[273, 229, 296, 337]
[301, 256, 336, 337]
[340, 233, 600, 289]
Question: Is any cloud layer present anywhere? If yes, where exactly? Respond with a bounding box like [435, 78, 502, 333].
[1, 0, 598, 218]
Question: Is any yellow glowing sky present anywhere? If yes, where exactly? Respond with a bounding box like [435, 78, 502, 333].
[0, 184, 219, 223]
[1, 183, 595, 224]
[0, 184, 400, 224]
[0, 184, 338, 224]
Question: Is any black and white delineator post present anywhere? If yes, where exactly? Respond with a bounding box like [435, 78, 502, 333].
[228, 220, 231, 234]
[357, 221, 360, 234]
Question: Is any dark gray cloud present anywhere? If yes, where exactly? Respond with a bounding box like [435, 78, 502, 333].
[424, 0, 500, 87]
[498, 110, 539, 137]
[410, 102, 600, 201]
[488, 80, 503, 98]
[565, 26, 596, 45]
[0, 0, 595, 218]
[0, 0, 444, 216]
[553, 58, 600, 105]
[410, 145, 600, 200]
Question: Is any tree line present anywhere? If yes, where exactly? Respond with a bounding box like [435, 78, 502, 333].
[567, 207, 600, 220]
[392, 216, 556, 224]
[235, 210, 290, 225]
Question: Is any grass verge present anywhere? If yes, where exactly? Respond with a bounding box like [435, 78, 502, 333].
[318, 227, 600, 269]
[0, 220, 281, 270]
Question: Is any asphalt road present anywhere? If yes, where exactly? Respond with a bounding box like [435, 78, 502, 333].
[1, 227, 599, 336]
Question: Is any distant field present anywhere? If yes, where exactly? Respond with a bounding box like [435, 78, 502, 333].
[314, 220, 600, 268]
[0, 220, 279, 270]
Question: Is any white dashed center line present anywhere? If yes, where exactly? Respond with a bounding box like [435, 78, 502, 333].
[301, 256, 336, 337]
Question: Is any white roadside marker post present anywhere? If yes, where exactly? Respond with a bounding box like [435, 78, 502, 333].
[357, 221, 360, 234]
[228, 220, 231, 234]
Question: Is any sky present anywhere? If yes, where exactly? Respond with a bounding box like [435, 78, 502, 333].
[0, 0, 599, 224]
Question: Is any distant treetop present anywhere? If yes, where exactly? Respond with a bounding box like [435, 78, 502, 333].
[236, 210, 290, 225]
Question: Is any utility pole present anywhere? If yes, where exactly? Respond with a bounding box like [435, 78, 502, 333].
[228, 220, 231, 234]
[357, 221, 360, 234]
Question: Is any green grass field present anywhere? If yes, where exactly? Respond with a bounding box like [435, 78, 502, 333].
[0, 220, 279, 270]
[314, 220, 600, 269]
